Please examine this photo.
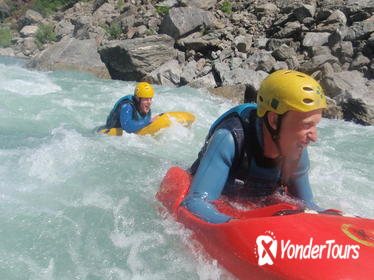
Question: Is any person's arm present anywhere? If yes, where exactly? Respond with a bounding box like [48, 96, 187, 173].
[183, 129, 236, 223]
[287, 148, 324, 211]
[120, 104, 151, 133]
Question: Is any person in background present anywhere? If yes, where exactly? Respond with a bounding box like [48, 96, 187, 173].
[104, 82, 158, 134]
[183, 70, 327, 223]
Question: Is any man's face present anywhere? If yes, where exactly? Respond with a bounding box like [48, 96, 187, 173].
[138, 98, 152, 114]
[278, 109, 322, 160]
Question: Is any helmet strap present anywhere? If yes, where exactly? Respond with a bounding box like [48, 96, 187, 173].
[264, 112, 283, 142]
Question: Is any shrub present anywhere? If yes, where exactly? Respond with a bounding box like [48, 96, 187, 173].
[32, 0, 87, 16]
[155, 6, 170, 16]
[0, 26, 12, 47]
[35, 23, 56, 48]
[220, 1, 233, 15]
[101, 22, 122, 40]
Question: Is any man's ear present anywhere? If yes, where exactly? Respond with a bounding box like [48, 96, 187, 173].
[267, 112, 278, 130]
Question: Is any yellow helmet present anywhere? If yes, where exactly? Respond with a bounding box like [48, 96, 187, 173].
[257, 70, 327, 117]
[134, 82, 154, 98]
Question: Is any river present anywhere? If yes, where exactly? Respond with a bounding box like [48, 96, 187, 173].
[0, 56, 373, 279]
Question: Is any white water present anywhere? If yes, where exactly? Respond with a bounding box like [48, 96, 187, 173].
[0, 57, 373, 279]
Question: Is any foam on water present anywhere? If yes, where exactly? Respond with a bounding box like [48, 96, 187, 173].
[0, 57, 373, 279]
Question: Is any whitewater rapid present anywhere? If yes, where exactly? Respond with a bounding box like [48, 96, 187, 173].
[0, 57, 373, 279]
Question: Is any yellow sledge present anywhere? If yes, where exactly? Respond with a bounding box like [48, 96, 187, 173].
[97, 112, 195, 136]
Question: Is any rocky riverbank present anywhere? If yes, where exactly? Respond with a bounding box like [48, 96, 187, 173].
[1, 0, 374, 125]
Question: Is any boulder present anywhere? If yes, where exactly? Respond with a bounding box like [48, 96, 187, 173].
[0, 0, 10, 19]
[188, 72, 217, 89]
[27, 38, 110, 79]
[345, 21, 374, 41]
[145, 59, 181, 87]
[208, 84, 247, 104]
[20, 25, 39, 37]
[303, 32, 330, 47]
[0, 47, 15, 56]
[159, 7, 214, 39]
[179, 0, 217, 10]
[99, 34, 176, 81]
[18, 9, 43, 29]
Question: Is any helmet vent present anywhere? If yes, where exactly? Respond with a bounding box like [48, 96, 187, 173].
[259, 96, 264, 102]
[303, 86, 314, 92]
[303, 98, 314, 104]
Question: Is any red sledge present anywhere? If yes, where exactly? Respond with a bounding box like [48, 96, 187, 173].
[157, 166, 374, 280]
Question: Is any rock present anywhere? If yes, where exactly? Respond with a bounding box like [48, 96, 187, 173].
[0, 0, 10, 19]
[99, 34, 176, 81]
[179, 0, 217, 10]
[301, 54, 339, 73]
[293, 4, 316, 22]
[22, 37, 38, 56]
[323, 97, 344, 120]
[244, 51, 276, 72]
[93, 2, 119, 25]
[303, 32, 330, 47]
[55, 19, 75, 39]
[275, 21, 301, 38]
[219, 68, 268, 91]
[145, 59, 181, 86]
[341, 98, 374, 125]
[208, 84, 247, 104]
[272, 44, 297, 61]
[159, 7, 214, 39]
[188, 72, 217, 89]
[20, 25, 39, 37]
[0, 47, 15, 56]
[274, 0, 317, 13]
[18, 9, 43, 29]
[345, 21, 374, 41]
[27, 38, 110, 79]
[177, 32, 221, 52]
[255, 3, 279, 18]
[93, 0, 108, 11]
[180, 60, 198, 85]
[315, 10, 347, 32]
[309, 46, 332, 57]
[350, 53, 371, 70]
[234, 35, 253, 53]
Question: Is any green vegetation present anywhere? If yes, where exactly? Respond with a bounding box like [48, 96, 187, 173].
[35, 23, 56, 48]
[32, 0, 90, 16]
[220, 1, 233, 15]
[118, 0, 125, 11]
[0, 26, 12, 47]
[155, 5, 170, 16]
[100, 22, 122, 40]
[145, 29, 156, 36]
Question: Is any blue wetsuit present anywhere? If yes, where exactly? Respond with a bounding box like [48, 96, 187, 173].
[105, 95, 151, 134]
[120, 103, 151, 133]
[183, 104, 321, 224]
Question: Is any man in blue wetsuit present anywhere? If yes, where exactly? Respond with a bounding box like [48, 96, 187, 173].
[104, 82, 158, 134]
[183, 70, 328, 223]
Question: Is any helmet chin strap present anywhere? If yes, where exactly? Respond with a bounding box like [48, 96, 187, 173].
[264, 112, 299, 187]
[263, 112, 284, 159]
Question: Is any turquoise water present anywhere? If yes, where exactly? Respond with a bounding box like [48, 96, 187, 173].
[0, 57, 373, 279]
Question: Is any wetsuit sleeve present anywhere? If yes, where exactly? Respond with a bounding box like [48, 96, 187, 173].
[287, 148, 324, 211]
[183, 129, 236, 223]
[120, 103, 151, 133]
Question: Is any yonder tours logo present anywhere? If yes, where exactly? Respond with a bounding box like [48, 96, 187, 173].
[255, 231, 360, 266]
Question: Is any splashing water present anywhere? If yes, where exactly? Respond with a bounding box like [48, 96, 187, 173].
[0, 57, 373, 279]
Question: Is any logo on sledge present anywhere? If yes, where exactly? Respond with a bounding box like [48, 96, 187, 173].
[255, 231, 277, 266]
[254, 229, 361, 266]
